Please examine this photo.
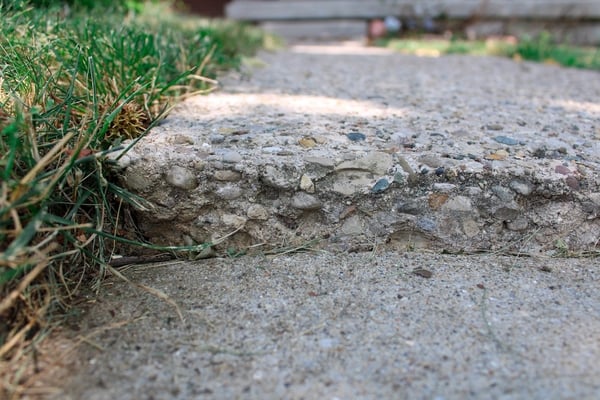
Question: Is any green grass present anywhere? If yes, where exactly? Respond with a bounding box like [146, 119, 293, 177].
[379, 32, 600, 71]
[0, 1, 267, 395]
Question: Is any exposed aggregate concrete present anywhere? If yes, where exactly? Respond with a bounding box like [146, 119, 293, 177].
[110, 42, 600, 255]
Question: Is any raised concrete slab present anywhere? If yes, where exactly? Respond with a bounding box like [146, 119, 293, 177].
[109, 42, 600, 256]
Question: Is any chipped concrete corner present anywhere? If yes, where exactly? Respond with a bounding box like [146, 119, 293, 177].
[108, 43, 600, 255]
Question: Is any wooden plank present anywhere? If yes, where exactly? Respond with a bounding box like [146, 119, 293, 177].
[226, 0, 600, 21]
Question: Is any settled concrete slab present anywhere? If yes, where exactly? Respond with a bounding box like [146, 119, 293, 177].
[53, 252, 600, 399]
[109, 42, 600, 256]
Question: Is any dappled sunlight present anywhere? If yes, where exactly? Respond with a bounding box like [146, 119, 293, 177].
[290, 42, 442, 58]
[182, 92, 408, 119]
[550, 99, 600, 115]
[290, 42, 395, 56]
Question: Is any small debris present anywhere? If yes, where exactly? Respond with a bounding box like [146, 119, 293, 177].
[486, 124, 504, 131]
[539, 266, 552, 273]
[412, 268, 433, 278]
[476, 283, 485, 289]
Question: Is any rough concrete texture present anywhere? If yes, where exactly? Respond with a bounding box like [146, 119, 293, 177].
[53, 252, 600, 399]
[35, 42, 600, 400]
[109, 42, 600, 255]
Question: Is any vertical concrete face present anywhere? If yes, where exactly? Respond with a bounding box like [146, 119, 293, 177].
[110, 43, 600, 255]
[226, 0, 600, 45]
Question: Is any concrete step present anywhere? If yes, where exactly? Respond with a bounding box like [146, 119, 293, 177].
[226, 0, 600, 21]
[109, 42, 600, 256]
[260, 20, 366, 41]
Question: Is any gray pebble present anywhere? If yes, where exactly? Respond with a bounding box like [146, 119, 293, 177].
[291, 193, 322, 210]
[416, 217, 437, 232]
[214, 170, 242, 181]
[347, 132, 366, 142]
[507, 217, 529, 231]
[491, 185, 514, 202]
[262, 146, 283, 154]
[371, 178, 390, 193]
[442, 196, 472, 212]
[419, 154, 444, 168]
[247, 204, 269, 220]
[222, 150, 243, 163]
[509, 180, 533, 196]
[305, 157, 335, 168]
[396, 199, 425, 215]
[433, 183, 456, 192]
[494, 136, 518, 146]
[217, 185, 243, 200]
[209, 134, 225, 144]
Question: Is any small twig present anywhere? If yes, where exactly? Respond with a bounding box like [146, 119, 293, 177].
[106, 264, 184, 323]
[109, 253, 174, 268]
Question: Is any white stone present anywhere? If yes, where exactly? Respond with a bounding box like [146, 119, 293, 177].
[165, 165, 197, 190]
[300, 174, 315, 193]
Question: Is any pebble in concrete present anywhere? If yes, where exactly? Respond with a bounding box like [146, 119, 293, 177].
[442, 196, 473, 213]
[217, 185, 243, 200]
[509, 179, 533, 196]
[299, 174, 315, 193]
[291, 193, 322, 211]
[165, 165, 197, 190]
[222, 150, 242, 163]
[214, 170, 242, 181]
[247, 204, 269, 220]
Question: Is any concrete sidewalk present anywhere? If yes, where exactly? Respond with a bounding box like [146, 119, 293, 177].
[56, 252, 599, 399]
[42, 42, 600, 399]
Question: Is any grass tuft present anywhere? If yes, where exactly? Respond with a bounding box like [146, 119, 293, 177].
[0, 1, 267, 396]
[380, 32, 600, 71]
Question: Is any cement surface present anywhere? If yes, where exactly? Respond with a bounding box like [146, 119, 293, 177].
[37, 42, 600, 399]
[53, 252, 599, 399]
